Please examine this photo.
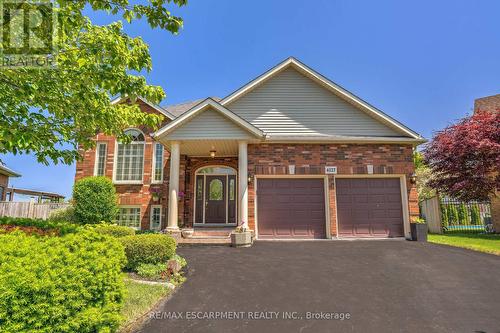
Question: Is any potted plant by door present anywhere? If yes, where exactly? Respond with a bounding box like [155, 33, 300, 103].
[231, 224, 253, 247]
[151, 187, 161, 202]
[410, 217, 428, 242]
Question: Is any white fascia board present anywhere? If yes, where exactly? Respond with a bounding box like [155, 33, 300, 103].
[154, 98, 264, 139]
[111, 96, 175, 120]
[265, 135, 427, 145]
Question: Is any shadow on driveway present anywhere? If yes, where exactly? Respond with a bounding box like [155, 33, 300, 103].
[136, 240, 500, 333]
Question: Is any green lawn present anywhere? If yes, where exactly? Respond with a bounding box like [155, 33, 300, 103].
[120, 276, 171, 331]
[428, 233, 500, 255]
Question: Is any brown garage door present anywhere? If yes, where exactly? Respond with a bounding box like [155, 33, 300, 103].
[257, 178, 326, 239]
[336, 178, 404, 238]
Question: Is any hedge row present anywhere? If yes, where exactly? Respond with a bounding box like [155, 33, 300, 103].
[120, 234, 177, 271]
[0, 217, 80, 235]
[0, 230, 126, 332]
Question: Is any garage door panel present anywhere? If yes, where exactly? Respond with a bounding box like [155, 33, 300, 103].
[336, 178, 404, 238]
[354, 224, 371, 235]
[257, 178, 326, 239]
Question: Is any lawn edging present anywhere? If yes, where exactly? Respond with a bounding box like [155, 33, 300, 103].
[119, 276, 184, 333]
[428, 233, 500, 256]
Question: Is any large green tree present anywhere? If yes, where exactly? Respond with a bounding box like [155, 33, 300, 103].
[0, 0, 186, 164]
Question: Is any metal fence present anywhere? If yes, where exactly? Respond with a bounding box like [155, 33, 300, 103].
[0, 201, 70, 220]
[440, 197, 492, 233]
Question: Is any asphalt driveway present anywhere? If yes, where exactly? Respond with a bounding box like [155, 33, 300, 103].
[137, 240, 500, 333]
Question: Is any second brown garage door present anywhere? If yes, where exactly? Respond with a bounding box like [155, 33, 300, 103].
[257, 178, 326, 239]
[336, 178, 404, 238]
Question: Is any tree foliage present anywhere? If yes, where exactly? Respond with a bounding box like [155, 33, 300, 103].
[423, 111, 500, 202]
[413, 151, 436, 201]
[0, 0, 187, 164]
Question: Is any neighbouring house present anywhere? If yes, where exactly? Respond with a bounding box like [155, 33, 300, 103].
[75, 57, 426, 239]
[0, 163, 65, 203]
[474, 94, 500, 233]
[0, 164, 20, 201]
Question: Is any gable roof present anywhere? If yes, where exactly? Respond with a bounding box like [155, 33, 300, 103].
[220, 57, 424, 141]
[162, 97, 221, 118]
[154, 98, 264, 139]
[111, 96, 175, 120]
[0, 164, 20, 177]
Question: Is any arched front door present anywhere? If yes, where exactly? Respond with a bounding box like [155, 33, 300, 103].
[194, 166, 237, 225]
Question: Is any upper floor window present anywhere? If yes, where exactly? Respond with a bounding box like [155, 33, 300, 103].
[114, 129, 145, 182]
[94, 143, 107, 176]
[152, 143, 164, 183]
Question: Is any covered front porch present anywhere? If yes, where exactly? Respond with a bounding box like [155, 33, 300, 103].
[153, 98, 265, 241]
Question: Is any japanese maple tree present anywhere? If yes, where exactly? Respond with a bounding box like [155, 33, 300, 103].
[423, 110, 500, 201]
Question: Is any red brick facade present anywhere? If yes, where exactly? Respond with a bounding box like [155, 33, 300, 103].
[474, 94, 500, 114]
[75, 101, 172, 230]
[75, 103, 419, 235]
[473, 94, 500, 233]
[247, 144, 419, 236]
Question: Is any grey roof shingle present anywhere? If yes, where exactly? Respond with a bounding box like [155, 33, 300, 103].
[162, 97, 220, 118]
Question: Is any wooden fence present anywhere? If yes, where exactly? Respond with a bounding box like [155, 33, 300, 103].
[0, 202, 70, 220]
[420, 195, 492, 234]
[420, 196, 442, 233]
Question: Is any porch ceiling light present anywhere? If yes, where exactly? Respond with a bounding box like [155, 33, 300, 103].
[209, 149, 216, 158]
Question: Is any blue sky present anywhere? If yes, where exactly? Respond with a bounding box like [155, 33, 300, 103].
[2, 0, 499, 199]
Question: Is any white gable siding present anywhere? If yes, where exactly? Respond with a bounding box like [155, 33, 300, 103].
[226, 68, 404, 138]
[167, 107, 254, 140]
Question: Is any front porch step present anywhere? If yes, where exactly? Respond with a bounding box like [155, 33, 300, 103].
[177, 237, 230, 246]
[191, 227, 234, 237]
[190, 235, 230, 239]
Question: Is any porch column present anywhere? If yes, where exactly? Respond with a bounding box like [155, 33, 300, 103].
[167, 141, 180, 231]
[238, 141, 248, 228]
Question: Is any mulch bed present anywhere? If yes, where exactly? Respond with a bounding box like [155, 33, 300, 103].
[0, 225, 59, 236]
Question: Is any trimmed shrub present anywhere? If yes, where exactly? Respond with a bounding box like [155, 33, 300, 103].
[136, 262, 167, 280]
[457, 203, 469, 225]
[73, 176, 119, 225]
[94, 224, 135, 238]
[0, 216, 80, 235]
[48, 206, 76, 224]
[172, 254, 187, 268]
[470, 205, 481, 225]
[136, 255, 187, 280]
[120, 234, 176, 271]
[135, 229, 160, 235]
[0, 229, 126, 332]
[448, 205, 459, 225]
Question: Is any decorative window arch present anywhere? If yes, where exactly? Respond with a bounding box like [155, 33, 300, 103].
[124, 128, 145, 142]
[114, 128, 145, 182]
[196, 166, 236, 175]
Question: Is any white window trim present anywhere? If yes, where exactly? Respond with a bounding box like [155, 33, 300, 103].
[117, 205, 142, 230]
[94, 142, 107, 176]
[151, 142, 164, 184]
[112, 129, 146, 185]
[150, 205, 162, 230]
